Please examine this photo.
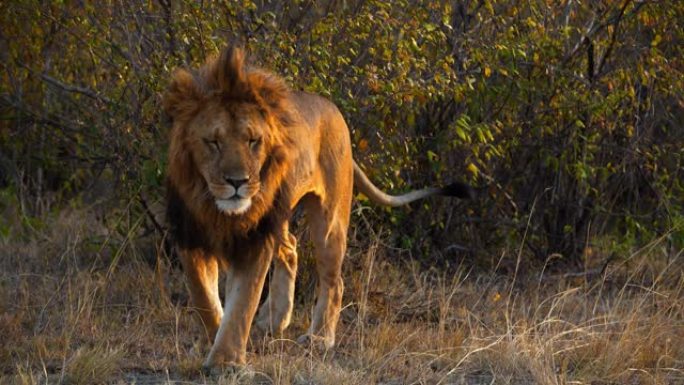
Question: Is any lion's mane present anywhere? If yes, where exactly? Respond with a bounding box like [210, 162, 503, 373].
[163, 46, 296, 261]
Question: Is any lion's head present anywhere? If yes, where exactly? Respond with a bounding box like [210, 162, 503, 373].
[163, 46, 295, 235]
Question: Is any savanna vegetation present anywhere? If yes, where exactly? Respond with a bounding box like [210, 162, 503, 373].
[1, 1, 682, 384]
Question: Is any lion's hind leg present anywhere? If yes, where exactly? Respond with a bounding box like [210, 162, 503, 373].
[297, 196, 350, 349]
[255, 228, 298, 335]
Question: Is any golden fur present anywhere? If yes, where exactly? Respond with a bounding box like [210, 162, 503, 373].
[163, 45, 471, 369]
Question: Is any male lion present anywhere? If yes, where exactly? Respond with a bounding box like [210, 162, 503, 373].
[163, 45, 473, 369]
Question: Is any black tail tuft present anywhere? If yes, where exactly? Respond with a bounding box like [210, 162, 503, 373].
[441, 181, 476, 199]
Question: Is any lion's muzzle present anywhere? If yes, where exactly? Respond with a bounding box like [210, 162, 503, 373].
[209, 179, 260, 215]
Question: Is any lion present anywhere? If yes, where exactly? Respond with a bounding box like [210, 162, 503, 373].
[163, 45, 474, 369]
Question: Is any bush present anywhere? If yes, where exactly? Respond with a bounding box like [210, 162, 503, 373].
[1, 1, 682, 266]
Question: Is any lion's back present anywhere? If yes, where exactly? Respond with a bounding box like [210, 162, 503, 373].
[291, 91, 342, 129]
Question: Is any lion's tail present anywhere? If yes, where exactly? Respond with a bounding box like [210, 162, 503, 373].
[353, 161, 475, 207]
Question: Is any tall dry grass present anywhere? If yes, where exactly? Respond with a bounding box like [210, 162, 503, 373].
[1, 207, 682, 384]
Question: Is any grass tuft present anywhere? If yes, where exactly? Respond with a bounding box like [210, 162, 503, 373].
[62, 346, 124, 385]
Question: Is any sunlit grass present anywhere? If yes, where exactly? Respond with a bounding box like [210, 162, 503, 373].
[1, 209, 682, 384]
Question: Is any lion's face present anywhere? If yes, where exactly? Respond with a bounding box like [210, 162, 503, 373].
[165, 46, 293, 228]
[187, 102, 271, 215]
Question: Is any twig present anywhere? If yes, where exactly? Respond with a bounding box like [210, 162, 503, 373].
[41, 73, 111, 104]
[138, 192, 167, 234]
[541, 267, 607, 282]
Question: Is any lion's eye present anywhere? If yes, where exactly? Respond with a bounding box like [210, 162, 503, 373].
[205, 139, 220, 152]
[248, 137, 261, 150]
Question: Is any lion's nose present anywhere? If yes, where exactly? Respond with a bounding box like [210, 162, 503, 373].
[224, 176, 249, 188]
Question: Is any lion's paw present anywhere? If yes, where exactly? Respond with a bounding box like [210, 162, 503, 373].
[201, 362, 254, 380]
[296, 334, 334, 351]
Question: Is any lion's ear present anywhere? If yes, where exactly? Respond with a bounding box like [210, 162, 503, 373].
[217, 45, 248, 95]
[247, 71, 294, 126]
[163, 69, 203, 121]
[248, 72, 287, 108]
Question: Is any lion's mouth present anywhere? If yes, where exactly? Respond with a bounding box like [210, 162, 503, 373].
[208, 180, 259, 215]
[215, 196, 252, 215]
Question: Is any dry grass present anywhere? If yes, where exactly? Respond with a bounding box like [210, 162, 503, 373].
[0, 208, 682, 384]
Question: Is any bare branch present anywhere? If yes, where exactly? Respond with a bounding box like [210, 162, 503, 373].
[40, 73, 111, 104]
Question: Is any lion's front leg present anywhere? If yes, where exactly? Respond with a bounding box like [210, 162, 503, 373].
[179, 249, 223, 343]
[256, 230, 298, 335]
[204, 242, 273, 368]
